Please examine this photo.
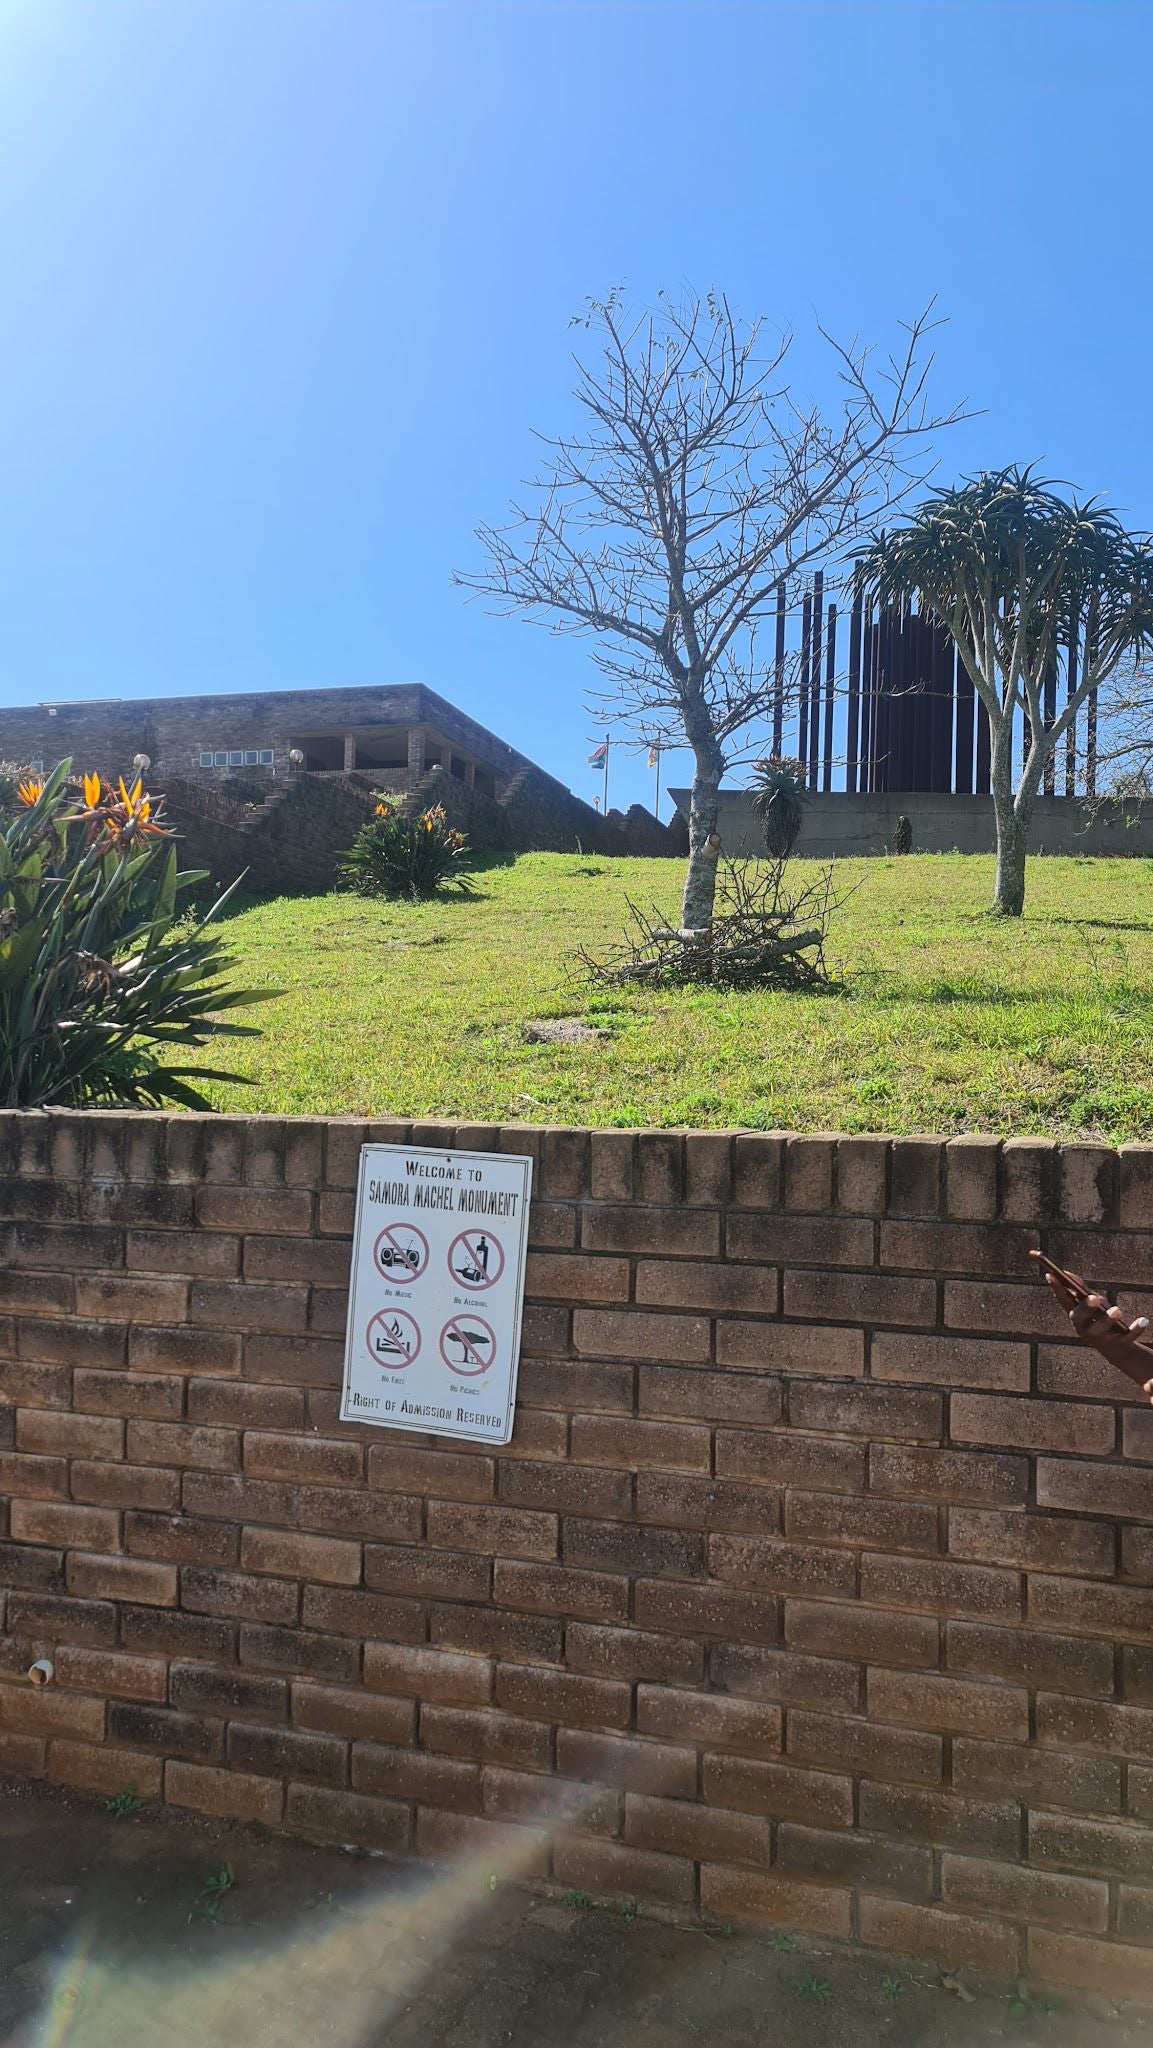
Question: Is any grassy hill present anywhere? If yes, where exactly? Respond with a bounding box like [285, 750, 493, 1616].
[203, 852, 1153, 1138]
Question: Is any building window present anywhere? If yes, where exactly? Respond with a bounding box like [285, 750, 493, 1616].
[198, 747, 275, 769]
[199, 752, 214, 768]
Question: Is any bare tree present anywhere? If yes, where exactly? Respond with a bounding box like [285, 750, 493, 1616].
[458, 288, 962, 929]
[859, 469, 1153, 916]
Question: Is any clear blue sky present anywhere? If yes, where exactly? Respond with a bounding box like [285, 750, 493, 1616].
[0, 0, 1150, 813]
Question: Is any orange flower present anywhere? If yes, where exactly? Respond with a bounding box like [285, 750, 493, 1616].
[16, 778, 43, 808]
[82, 771, 102, 809]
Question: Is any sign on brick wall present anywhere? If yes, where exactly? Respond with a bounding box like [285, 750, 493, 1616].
[339, 1144, 533, 1444]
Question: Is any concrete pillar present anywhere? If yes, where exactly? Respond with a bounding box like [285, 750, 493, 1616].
[343, 733, 357, 773]
[407, 728, 426, 779]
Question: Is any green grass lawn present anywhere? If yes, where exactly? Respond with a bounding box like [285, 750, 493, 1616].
[202, 852, 1153, 1138]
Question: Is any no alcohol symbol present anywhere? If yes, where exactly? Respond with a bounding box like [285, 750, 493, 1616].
[439, 1314, 496, 1377]
[447, 1228, 505, 1291]
[373, 1223, 429, 1284]
[366, 1309, 421, 1368]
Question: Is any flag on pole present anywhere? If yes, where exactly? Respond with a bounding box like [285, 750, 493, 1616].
[647, 743, 660, 769]
[588, 740, 609, 770]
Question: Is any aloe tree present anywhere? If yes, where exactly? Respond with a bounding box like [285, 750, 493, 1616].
[859, 469, 1153, 916]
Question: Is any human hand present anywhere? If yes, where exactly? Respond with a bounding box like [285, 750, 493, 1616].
[1041, 1268, 1153, 1395]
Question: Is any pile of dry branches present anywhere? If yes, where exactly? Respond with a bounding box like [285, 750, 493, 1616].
[581, 858, 844, 991]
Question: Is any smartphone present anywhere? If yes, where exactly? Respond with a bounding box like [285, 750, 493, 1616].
[1029, 1248, 1092, 1301]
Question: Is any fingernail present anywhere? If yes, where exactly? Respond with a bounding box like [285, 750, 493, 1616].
[1136, 1319, 1150, 1332]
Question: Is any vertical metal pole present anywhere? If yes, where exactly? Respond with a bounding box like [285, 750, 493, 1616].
[810, 572, 824, 787]
[1065, 626, 1079, 797]
[772, 578, 786, 758]
[847, 576, 863, 796]
[1086, 588, 1099, 799]
[1043, 655, 1057, 795]
[604, 738, 610, 815]
[822, 602, 836, 792]
[799, 592, 812, 779]
[954, 641, 974, 795]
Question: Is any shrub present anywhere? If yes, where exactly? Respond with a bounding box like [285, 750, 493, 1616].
[341, 796, 475, 900]
[749, 757, 809, 859]
[0, 761, 276, 1108]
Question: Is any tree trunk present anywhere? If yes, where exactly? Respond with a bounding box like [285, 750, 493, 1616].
[992, 798, 1028, 916]
[680, 750, 723, 930]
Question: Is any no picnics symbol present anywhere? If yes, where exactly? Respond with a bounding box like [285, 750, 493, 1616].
[373, 1223, 429, 1283]
[366, 1309, 421, 1368]
[448, 1228, 505, 1290]
[439, 1313, 497, 1377]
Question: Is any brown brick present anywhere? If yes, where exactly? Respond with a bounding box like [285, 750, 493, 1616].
[240, 1623, 359, 1683]
[717, 1429, 865, 1494]
[0, 1451, 69, 1499]
[67, 1553, 178, 1607]
[700, 1865, 850, 1936]
[777, 1823, 932, 1899]
[499, 1407, 569, 1460]
[243, 1431, 363, 1487]
[709, 1534, 856, 1599]
[481, 1764, 617, 1832]
[636, 1257, 777, 1316]
[1030, 1811, 1153, 1879]
[635, 1471, 779, 1536]
[16, 1410, 123, 1459]
[427, 1501, 557, 1562]
[120, 1605, 234, 1663]
[566, 1621, 704, 1686]
[244, 1333, 344, 1388]
[1036, 1456, 1153, 1518]
[1117, 1884, 1153, 1941]
[859, 1782, 1018, 1855]
[164, 1759, 283, 1823]
[785, 1599, 938, 1670]
[18, 1317, 125, 1369]
[528, 1202, 577, 1251]
[416, 1804, 547, 1870]
[0, 1733, 45, 1774]
[0, 1684, 106, 1740]
[782, 1135, 834, 1211]
[353, 1742, 480, 1810]
[127, 1227, 239, 1277]
[624, 1791, 767, 1867]
[1123, 1527, 1153, 1582]
[1037, 1693, 1153, 1759]
[240, 1527, 361, 1586]
[565, 1520, 704, 1580]
[637, 1365, 782, 1428]
[301, 1584, 424, 1642]
[0, 1541, 63, 1592]
[244, 1235, 350, 1285]
[229, 1720, 346, 1784]
[9, 1592, 116, 1650]
[498, 1663, 631, 1732]
[191, 1280, 310, 1333]
[859, 1896, 1017, 1977]
[8, 1221, 122, 1270]
[1125, 1765, 1153, 1819]
[182, 1564, 299, 1624]
[74, 1369, 184, 1421]
[49, 1739, 162, 1799]
[181, 1473, 297, 1524]
[288, 1782, 411, 1851]
[726, 1212, 872, 1269]
[785, 1491, 940, 1554]
[784, 1270, 936, 1328]
[516, 1358, 634, 1413]
[869, 1667, 1028, 1740]
[1028, 1928, 1153, 2003]
[947, 1621, 1113, 1696]
[557, 1727, 696, 1797]
[590, 1129, 634, 1202]
[710, 1640, 860, 1713]
[633, 1578, 780, 1644]
[0, 1269, 73, 1314]
[493, 1558, 628, 1623]
[10, 1498, 120, 1550]
[717, 1320, 864, 1378]
[572, 1307, 710, 1363]
[581, 1204, 716, 1256]
[0, 1361, 71, 1410]
[949, 1506, 1113, 1577]
[881, 1220, 1037, 1277]
[55, 1646, 167, 1701]
[788, 1711, 942, 1786]
[944, 1853, 1108, 1934]
[296, 1486, 421, 1545]
[870, 1442, 1027, 1507]
[367, 1441, 492, 1501]
[859, 1553, 1020, 1621]
[130, 1327, 244, 1378]
[75, 1274, 189, 1324]
[432, 1603, 562, 1667]
[365, 1540, 489, 1604]
[874, 1333, 1031, 1392]
[789, 1381, 943, 1443]
[1029, 1574, 1153, 1643]
[186, 1380, 304, 1430]
[704, 1752, 852, 1826]
[500, 1457, 631, 1518]
[637, 1684, 780, 1754]
[127, 1420, 239, 1470]
[422, 1702, 550, 1771]
[364, 1641, 492, 1705]
[685, 1131, 733, 1207]
[291, 1680, 414, 1744]
[953, 1737, 1120, 1814]
[553, 1833, 694, 1905]
[944, 1137, 999, 1221]
[526, 1251, 629, 1303]
[945, 1277, 1074, 1339]
[108, 1699, 220, 1760]
[71, 1460, 180, 1512]
[194, 1185, 312, 1233]
[170, 1661, 286, 1720]
[1036, 1342, 1147, 1403]
[571, 1413, 710, 1474]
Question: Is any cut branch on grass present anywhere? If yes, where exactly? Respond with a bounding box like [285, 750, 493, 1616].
[579, 857, 848, 991]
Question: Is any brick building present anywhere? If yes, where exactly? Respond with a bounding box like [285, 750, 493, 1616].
[0, 683, 532, 800]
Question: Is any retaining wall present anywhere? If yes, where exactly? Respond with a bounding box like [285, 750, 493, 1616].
[3, 1114, 1153, 1999]
[668, 787, 1153, 859]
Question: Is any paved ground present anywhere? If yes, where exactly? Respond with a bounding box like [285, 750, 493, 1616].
[2, 1774, 1152, 2048]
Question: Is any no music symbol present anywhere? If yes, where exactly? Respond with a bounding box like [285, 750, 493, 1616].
[366, 1309, 421, 1368]
[374, 1223, 429, 1283]
[448, 1228, 505, 1290]
[439, 1314, 496, 1377]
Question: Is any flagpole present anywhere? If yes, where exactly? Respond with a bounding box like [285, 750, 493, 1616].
[603, 736, 610, 815]
[653, 741, 661, 819]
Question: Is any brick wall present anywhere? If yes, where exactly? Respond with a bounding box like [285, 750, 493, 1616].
[3, 1115, 1153, 2000]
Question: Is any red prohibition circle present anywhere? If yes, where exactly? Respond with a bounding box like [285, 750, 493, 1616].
[447, 1228, 505, 1291]
[439, 1314, 496, 1377]
[366, 1309, 421, 1369]
[373, 1223, 429, 1284]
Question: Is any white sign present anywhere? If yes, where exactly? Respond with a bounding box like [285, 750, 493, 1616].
[339, 1144, 533, 1445]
